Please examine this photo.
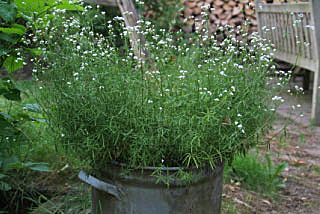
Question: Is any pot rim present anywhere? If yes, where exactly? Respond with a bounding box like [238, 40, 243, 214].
[108, 160, 224, 172]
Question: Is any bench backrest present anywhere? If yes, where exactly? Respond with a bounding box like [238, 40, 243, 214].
[255, 0, 319, 72]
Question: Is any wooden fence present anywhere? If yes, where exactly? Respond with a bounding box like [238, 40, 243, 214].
[256, 0, 320, 125]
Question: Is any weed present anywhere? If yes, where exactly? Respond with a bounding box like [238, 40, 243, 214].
[30, 184, 91, 214]
[224, 153, 287, 197]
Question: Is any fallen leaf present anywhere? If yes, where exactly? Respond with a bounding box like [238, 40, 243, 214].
[233, 198, 254, 209]
[261, 199, 271, 206]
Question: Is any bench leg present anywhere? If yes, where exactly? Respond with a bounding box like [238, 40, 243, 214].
[312, 68, 320, 125]
[303, 70, 310, 91]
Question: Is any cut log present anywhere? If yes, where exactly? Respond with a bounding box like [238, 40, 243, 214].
[247, 16, 257, 25]
[232, 6, 242, 16]
[214, 19, 221, 25]
[213, 0, 224, 6]
[228, 0, 237, 7]
[221, 19, 228, 25]
[213, 8, 224, 15]
[230, 17, 243, 26]
[223, 4, 233, 11]
[209, 13, 218, 21]
[193, 6, 202, 15]
[245, 8, 255, 16]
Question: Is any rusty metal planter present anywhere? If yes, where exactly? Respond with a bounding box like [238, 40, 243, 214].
[79, 162, 224, 214]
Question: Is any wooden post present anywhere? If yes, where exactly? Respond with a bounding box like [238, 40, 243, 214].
[83, 0, 147, 62]
[311, 0, 320, 125]
[116, 0, 148, 61]
[255, 0, 263, 38]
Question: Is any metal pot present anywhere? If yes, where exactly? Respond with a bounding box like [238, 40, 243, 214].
[78, 162, 224, 214]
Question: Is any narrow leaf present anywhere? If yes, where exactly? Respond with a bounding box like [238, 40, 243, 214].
[31, 165, 50, 172]
[0, 2, 17, 23]
[0, 24, 26, 35]
[23, 104, 41, 113]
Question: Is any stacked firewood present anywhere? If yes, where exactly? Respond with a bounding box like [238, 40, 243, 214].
[180, 0, 310, 34]
[181, 0, 257, 34]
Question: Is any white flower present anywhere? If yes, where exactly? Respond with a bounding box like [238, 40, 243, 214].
[158, 40, 166, 45]
[67, 82, 71, 85]
[214, 98, 219, 101]
[61, 133, 65, 137]
[148, 100, 153, 103]
[220, 71, 226, 76]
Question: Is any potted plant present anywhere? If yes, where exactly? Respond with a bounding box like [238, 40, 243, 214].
[34, 6, 286, 213]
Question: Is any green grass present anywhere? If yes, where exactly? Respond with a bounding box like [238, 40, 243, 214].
[224, 152, 287, 198]
[30, 184, 91, 214]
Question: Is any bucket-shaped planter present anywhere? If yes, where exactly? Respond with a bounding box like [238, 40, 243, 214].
[79, 162, 224, 214]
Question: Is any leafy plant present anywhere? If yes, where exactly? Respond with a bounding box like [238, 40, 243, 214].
[224, 153, 287, 197]
[35, 7, 289, 180]
[0, 152, 49, 191]
[0, 0, 83, 74]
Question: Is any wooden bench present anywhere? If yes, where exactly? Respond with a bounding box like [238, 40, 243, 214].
[255, 0, 320, 125]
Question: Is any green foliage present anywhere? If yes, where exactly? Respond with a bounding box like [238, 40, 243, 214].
[34, 7, 288, 178]
[224, 153, 287, 197]
[0, 152, 50, 191]
[0, 1, 17, 23]
[138, 0, 183, 31]
[0, 0, 83, 73]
